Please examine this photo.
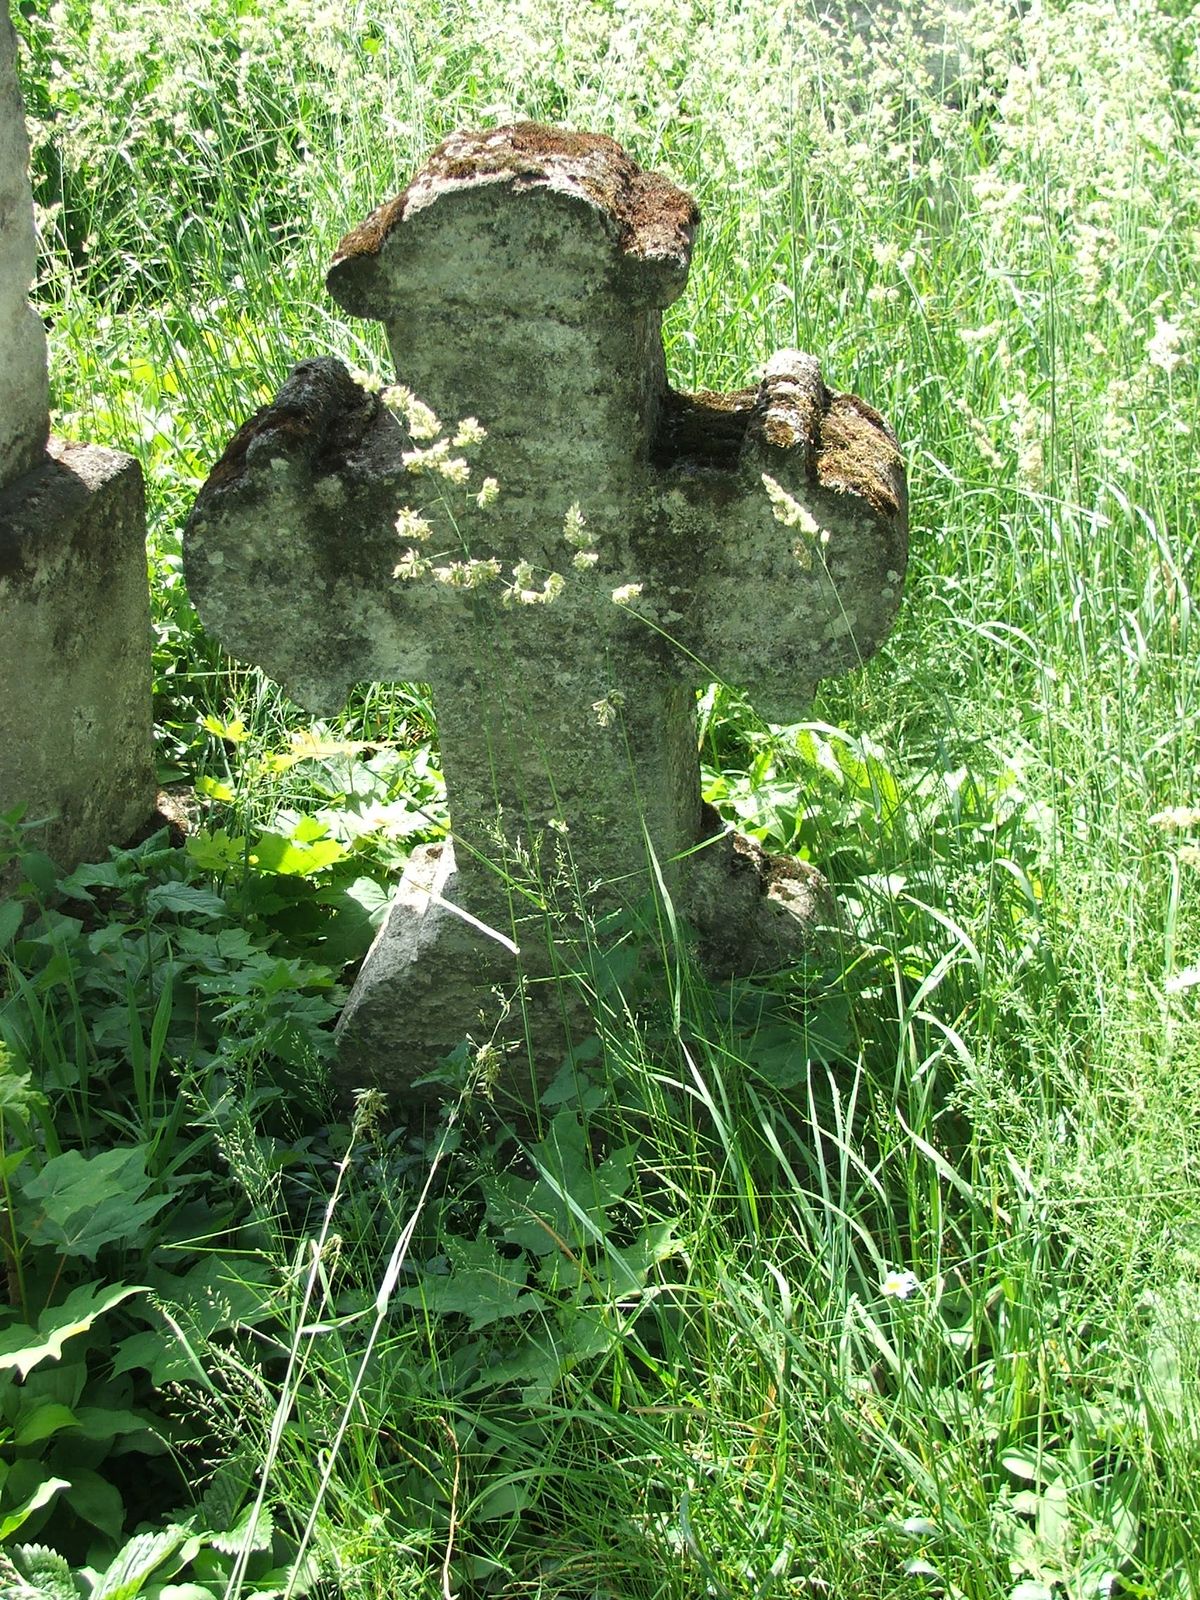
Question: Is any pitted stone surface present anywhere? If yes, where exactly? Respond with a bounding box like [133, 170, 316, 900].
[0, 12, 49, 487]
[186, 123, 908, 1104]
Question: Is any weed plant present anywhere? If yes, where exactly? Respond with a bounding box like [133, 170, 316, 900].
[2, 0, 1199, 1595]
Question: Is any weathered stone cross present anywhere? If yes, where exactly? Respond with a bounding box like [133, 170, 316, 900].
[185, 124, 907, 1106]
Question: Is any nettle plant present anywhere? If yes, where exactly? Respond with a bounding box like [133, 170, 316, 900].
[0, 821, 342, 1569]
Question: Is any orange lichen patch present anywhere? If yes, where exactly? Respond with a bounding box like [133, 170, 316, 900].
[332, 191, 409, 266]
[331, 122, 698, 271]
[816, 393, 905, 520]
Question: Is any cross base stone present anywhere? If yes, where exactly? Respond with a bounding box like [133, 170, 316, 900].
[333, 824, 839, 1109]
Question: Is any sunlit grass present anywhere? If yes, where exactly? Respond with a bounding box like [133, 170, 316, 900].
[4, 0, 1200, 1593]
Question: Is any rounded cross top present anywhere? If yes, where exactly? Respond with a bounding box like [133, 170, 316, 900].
[327, 123, 700, 322]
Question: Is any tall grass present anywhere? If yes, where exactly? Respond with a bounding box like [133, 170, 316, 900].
[5, 0, 1200, 1594]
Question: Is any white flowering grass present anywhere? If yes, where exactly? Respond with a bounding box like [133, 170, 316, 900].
[15, 0, 1200, 1592]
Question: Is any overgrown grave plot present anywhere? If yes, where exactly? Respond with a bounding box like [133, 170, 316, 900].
[8, 0, 1200, 1586]
[185, 122, 908, 1108]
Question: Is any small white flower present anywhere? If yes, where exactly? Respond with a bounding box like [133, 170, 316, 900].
[761, 474, 825, 568]
[403, 439, 470, 484]
[592, 690, 626, 728]
[572, 549, 599, 570]
[503, 564, 566, 606]
[452, 417, 487, 447]
[1150, 807, 1200, 831]
[394, 507, 433, 542]
[1147, 315, 1184, 376]
[882, 1270, 920, 1300]
[383, 384, 441, 441]
[761, 473, 820, 535]
[958, 322, 1002, 349]
[612, 582, 643, 606]
[393, 548, 430, 581]
[476, 476, 500, 509]
[563, 501, 590, 548]
[430, 557, 501, 590]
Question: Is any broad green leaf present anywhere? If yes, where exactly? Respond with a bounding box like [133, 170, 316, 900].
[0, 1147, 31, 1180]
[201, 714, 248, 743]
[602, 1220, 681, 1295]
[0, 1283, 144, 1378]
[1001, 1449, 1056, 1484]
[0, 1054, 45, 1116]
[145, 883, 228, 920]
[92, 1524, 194, 1600]
[396, 1237, 540, 1330]
[472, 1480, 531, 1521]
[314, 875, 392, 965]
[108, 1331, 201, 1389]
[1146, 1324, 1186, 1419]
[195, 775, 234, 802]
[65, 1464, 125, 1538]
[197, 1458, 252, 1534]
[0, 1477, 70, 1541]
[17, 852, 59, 894]
[73, 1405, 157, 1442]
[267, 729, 372, 772]
[13, 1402, 78, 1445]
[290, 814, 336, 844]
[185, 830, 246, 873]
[904, 1558, 941, 1579]
[247, 831, 347, 876]
[255, 1555, 319, 1597]
[113, 1259, 275, 1386]
[1034, 1478, 1070, 1559]
[58, 859, 129, 898]
[0, 897, 24, 947]
[21, 1146, 168, 1260]
[153, 1587, 219, 1600]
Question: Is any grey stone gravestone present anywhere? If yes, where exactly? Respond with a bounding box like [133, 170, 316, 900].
[0, 13, 155, 878]
[186, 124, 907, 1105]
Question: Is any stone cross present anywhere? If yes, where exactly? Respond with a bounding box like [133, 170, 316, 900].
[185, 124, 907, 1106]
[0, 15, 154, 881]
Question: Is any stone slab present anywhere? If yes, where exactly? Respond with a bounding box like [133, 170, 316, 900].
[0, 441, 156, 872]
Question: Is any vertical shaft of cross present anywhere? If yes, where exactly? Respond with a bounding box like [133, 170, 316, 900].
[429, 657, 703, 922]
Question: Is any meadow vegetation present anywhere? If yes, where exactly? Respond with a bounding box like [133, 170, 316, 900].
[2, 0, 1199, 1594]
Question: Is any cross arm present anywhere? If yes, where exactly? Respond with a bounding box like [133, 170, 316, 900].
[643, 351, 908, 721]
[184, 358, 441, 713]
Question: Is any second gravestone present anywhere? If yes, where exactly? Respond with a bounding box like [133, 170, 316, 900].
[185, 124, 907, 1106]
[1, 13, 155, 881]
